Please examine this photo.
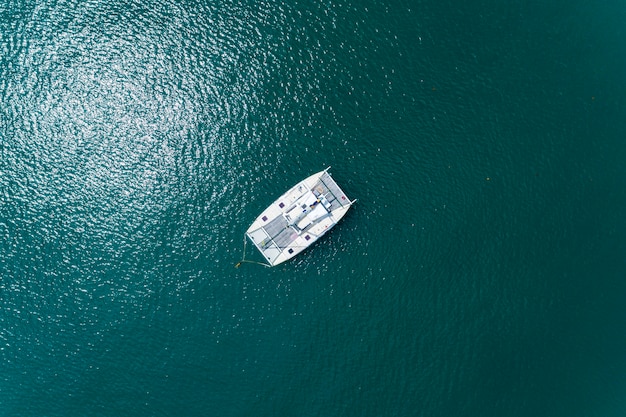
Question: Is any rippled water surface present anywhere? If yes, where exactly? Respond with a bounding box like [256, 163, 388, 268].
[2, 0, 626, 416]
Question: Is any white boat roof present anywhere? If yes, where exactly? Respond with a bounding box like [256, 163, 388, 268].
[245, 168, 354, 266]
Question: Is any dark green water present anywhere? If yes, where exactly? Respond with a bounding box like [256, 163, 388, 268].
[1, 0, 626, 416]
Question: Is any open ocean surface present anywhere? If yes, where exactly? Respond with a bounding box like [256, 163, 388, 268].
[2, 0, 626, 416]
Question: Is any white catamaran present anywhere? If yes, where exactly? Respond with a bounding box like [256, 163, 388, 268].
[243, 168, 355, 267]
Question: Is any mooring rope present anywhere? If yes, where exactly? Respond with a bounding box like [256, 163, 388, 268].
[235, 236, 271, 268]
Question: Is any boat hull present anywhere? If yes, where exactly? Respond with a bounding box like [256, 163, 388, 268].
[245, 169, 353, 266]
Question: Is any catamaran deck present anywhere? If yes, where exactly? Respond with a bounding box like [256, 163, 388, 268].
[245, 169, 353, 266]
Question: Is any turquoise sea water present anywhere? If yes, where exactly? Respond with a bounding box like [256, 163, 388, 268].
[2, 0, 626, 416]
